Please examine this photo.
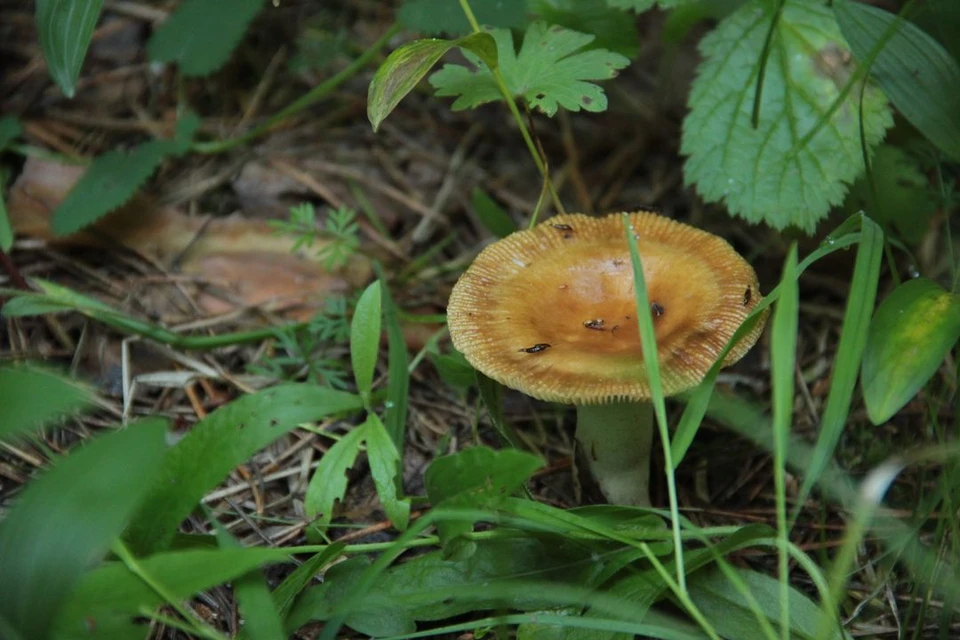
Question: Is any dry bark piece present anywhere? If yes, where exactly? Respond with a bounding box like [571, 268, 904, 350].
[447, 211, 768, 506]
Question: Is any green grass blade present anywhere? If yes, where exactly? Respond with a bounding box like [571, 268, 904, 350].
[125, 384, 364, 554]
[622, 214, 683, 592]
[0, 418, 167, 640]
[671, 218, 864, 467]
[0, 365, 91, 441]
[793, 215, 883, 520]
[769, 245, 799, 640]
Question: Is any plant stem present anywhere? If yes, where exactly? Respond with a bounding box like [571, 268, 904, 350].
[575, 401, 654, 506]
[456, 0, 565, 220]
[193, 23, 401, 154]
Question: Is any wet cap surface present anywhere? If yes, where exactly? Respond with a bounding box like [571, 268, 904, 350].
[447, 212, 768, 403]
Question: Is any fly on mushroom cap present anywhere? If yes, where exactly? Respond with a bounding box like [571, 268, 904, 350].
[447, 211, 767, 404]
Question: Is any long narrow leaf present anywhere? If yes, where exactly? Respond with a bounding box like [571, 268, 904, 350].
[0, 419, 167, 640]
[125, 384, 364, 554]
[793, 215, 883, 518]
[35, 0, 103, 97]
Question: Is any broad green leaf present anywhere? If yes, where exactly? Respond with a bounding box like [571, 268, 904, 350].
[398, 0, 528, 36]
[51, 112, 199, 236]
[0, 116, 20, 151]
[471, 187, 517, 238]
[430, 22, 630, 116]
[681, 0, 893, 231]
[54, 547, 294, 636]
[534, 0, 640, 58]
[147, 0, 265, 76]
[0, 365, 91, 441]
[835, 0, 960, 162]
[125, 384, 364, 554]
[688, 567, 844, 640]
[0, 419, 167, 640]
[425, 446, 543, 555]
[794, 215, 883, 514]
[287, 537, 589, 634]
[363, 415, 410, 530]
[303, 421, 368, 530]
[351, 280, 382, 397]
[605, 0, 691, 11]
[35, 0, 103, 97]
[861, 278, 960, 424]
[912, 0, 960, 63]
[368, 33, 498, 131]
[844, 145, 936, 243]
[0, 176, 12, 252]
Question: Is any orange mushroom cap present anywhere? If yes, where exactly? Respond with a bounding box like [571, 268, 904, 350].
[447, 212, 768, 404]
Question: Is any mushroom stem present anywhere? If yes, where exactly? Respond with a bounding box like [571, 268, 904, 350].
[575, 401, 654, 507]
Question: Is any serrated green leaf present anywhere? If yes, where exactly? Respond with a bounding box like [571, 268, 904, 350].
[35, 0, 103, 97]
[50, 111, 202, 237]
[303, 422, 368, 529]
[681, 0, 893, 231]
[368, 33, 498, 131]
[844, 145, 936, 242]
[0, 419, 167, 640]
[533, 0, 640, 58]
[0, 366, 91, 441]
[688, 567, 844, 640]
[363, 414, 411, 530]
[429, 22, 630, 116]
[146, 0, 265, 76]
[51, 139, 171, 236]
[836, 0, 960, 162]
[125, 384, 364, 554]
[471, 187, 517, 238]
[351, 280, 382, 397]
[861, 278, 960, 424]
[398, 0, 528, 36]
[54, 547, 295, 637]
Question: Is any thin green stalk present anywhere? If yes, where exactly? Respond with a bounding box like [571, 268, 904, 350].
[193, 23, 401, 154]
[770, 245, 799, 640]
[111, 540, 228, 640]
[457, 0, 564, 221]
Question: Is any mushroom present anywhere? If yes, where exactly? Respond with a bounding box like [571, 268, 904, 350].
[447, 211, 767, 506]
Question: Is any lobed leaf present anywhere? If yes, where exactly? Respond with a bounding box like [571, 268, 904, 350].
[681, 0, 893, 231]
[125, 384, 364, 554]
[861, 278, 960, 424]
[836, 0, 960, 162]
[35, 0, 103, 97]
[362, 414, 411, 530]
[368, 33, 498, 131]
[0, 419, 167, 640]
[430, 22, 630, 116]
[146, 0, 265, 76]
[303, 421, 368, 530]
